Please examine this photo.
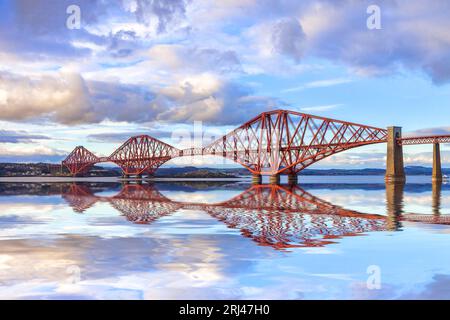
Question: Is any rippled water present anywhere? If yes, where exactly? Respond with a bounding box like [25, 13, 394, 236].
[0, 177, 449, 299]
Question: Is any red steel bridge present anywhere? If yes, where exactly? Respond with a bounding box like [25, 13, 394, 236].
[62, 110, 450, 183]
[62, 183, 450, 249]
[62, 183, 388, 249]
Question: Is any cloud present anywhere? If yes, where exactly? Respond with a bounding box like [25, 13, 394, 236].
[283, 78, 353, 93]
[154, 73, 285, 125]
[0, 71, 95, 124]
[311, 149, 450, 169]
[298, 0, 450, 84]
[300, 104, 343, 113]
[0, 70, 281, 125]
[405, 127, 450, 137]
[0, 143, 66, 163]
[271, 17, 307, 62]
[148, 44, 242, 74]
[0, 130, 50, 143]
[1, 0, 450, 132]
[0, 0, 112, 59]
[399, 274, 450, 299]
[132, 0, 191, 33]
[87, 130, 173, 143]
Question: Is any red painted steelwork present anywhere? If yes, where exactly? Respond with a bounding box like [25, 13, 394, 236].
[200, 110, 388, 175]
[62, 146, 99, 176]
[399, 135, 450, 145]
[62, 109, 450, 177]
[108, 135, 179, 176]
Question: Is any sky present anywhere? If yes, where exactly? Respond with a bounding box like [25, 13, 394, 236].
[0, 0, 450, 169]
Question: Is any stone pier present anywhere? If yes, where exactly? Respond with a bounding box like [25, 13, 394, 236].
[287, 174, 298, 185]
[432, 143, 443, 182]
[269, 174, 280, 185]
[251, 174, 262, 184]
[432, 180, 442, 217]
[385, 182, 404, 231]
[385, 126, 406, 182]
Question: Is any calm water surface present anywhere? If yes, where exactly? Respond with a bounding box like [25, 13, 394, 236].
[0, 176, 449, 299]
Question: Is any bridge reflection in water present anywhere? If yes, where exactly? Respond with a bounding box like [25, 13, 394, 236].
[62, 182, 450, 249]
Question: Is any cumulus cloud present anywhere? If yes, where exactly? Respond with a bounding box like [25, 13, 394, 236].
[238, 0, 450, 83]
[154, 73, 284, 125]
[271, 17, 307, 62]
[0, 70, 280, 125]
[1, 0, 450, 130]
[297, 0, 450, 83]
[131, 0, 191, 33]
[0, 144, 64, 157]
[0, 71, 95, 124]
[0, 143, 66, 162]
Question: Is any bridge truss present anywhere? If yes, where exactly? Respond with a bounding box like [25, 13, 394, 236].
[62, 110, 389, 176]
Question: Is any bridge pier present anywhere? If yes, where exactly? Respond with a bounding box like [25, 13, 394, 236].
[385, 182, 404, 231]
[251, 174, 262, 184]
[432, 143, 442, 182]
[385, 126, 406, 183]
[432, 180, 442, 217]
[287, 174, 298, 185]
[269, 174, 280, 185]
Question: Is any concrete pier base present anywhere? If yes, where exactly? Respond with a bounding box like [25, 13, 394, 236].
[432, 143, 443, 182]
[287, 174, 298, 185]
[251, 174, 262, 184]
[385, 126, 406, 183]
[269, 174, 280, 185]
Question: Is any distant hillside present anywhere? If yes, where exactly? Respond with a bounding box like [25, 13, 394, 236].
[0, 163, 119, 177]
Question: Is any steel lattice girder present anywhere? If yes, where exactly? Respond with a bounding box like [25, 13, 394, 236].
[202, 110, 388, 175]
[62, 109, 450, 177]
[62, 146, 99, 175]
[399, 135, 450, 145]
[106, 135, 179, 175]
[61, 183, 387, 248]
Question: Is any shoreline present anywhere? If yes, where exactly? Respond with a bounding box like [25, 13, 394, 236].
[0, 176, 249, 183]
[0, 175, 445, 184]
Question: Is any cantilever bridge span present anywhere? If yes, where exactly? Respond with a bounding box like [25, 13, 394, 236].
[62, 183, 450, 248]
[62, 109, 450, 182]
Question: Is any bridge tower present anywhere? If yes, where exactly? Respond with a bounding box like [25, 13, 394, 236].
[385, 126, 405, 182]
